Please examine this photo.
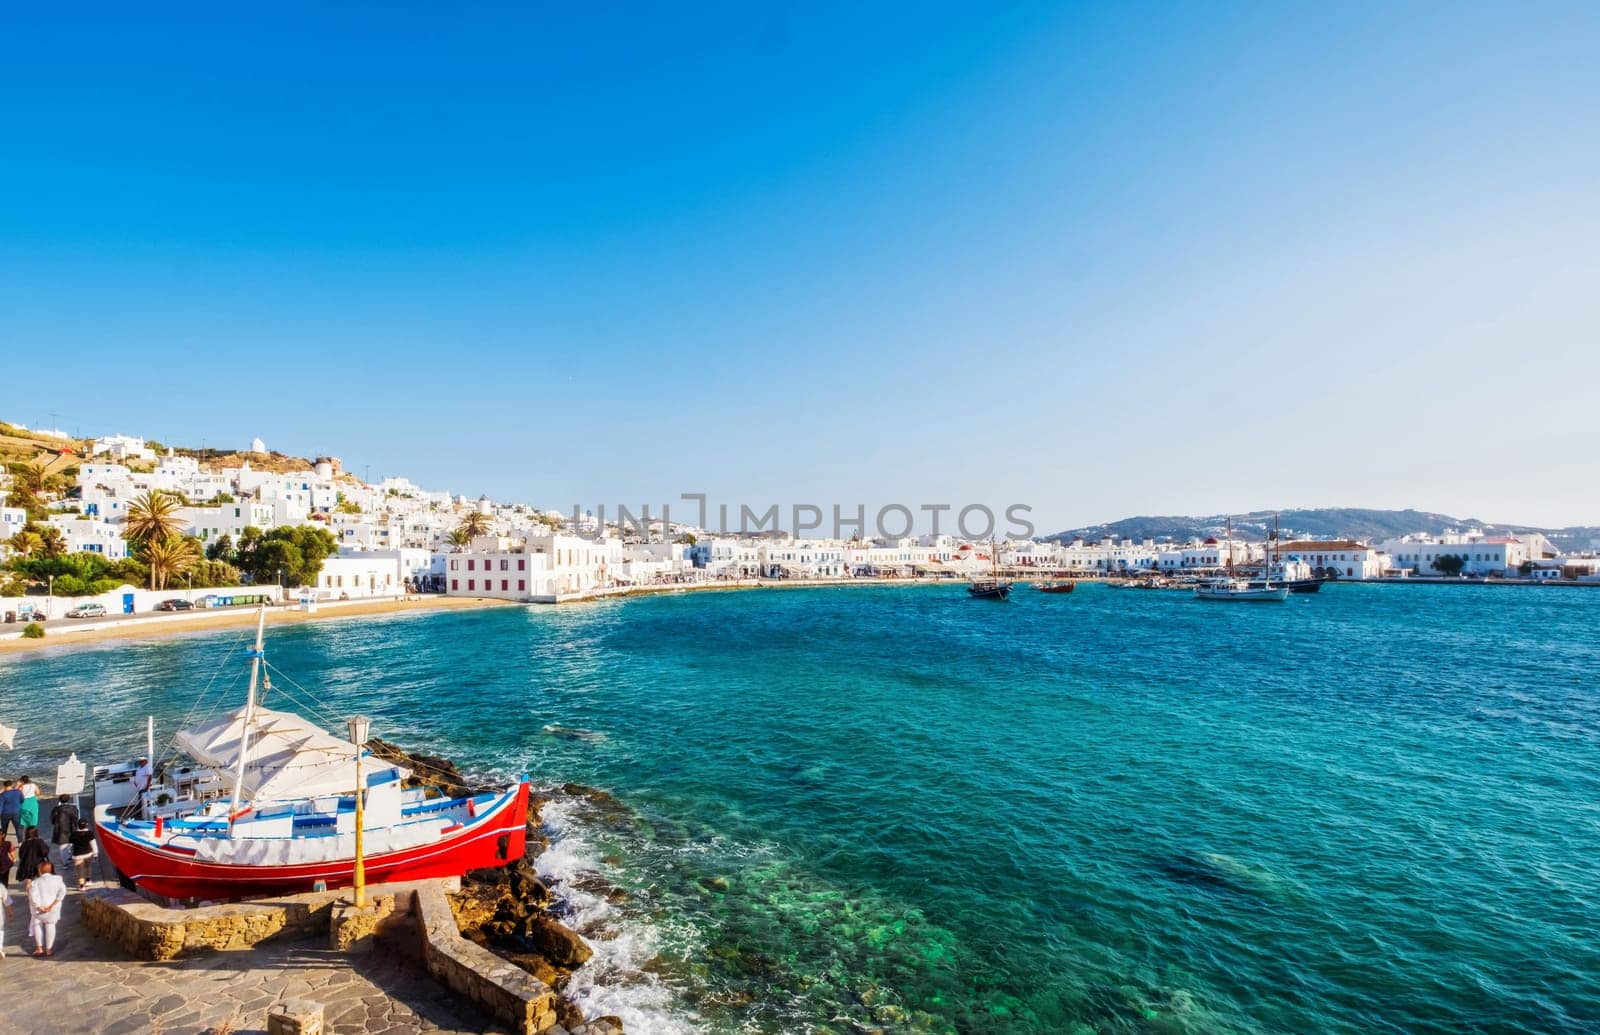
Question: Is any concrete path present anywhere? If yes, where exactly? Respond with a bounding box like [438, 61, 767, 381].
[0, 875, 505, 1035]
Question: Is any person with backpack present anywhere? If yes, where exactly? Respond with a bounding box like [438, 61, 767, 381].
[49, 796, 79, 870]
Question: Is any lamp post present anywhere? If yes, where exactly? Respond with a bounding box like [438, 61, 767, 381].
[46, 574, 54, 621]
[346, 714, 371, 907]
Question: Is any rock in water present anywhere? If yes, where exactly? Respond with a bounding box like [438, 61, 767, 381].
[527, 916, 594, 967]
[366, 737, 472, 798]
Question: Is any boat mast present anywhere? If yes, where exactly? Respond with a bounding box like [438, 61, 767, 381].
[1271, 514, 1280, 587]
[228, 604, 267, 819]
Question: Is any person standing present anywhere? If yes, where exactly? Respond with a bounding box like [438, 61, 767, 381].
[132, 756, 153, 818]
[49, 796, 79, 870]
[0, 781, 21, 843]
[0, 839, 13, 887]
[15, 830, 48, 883]
[27, 859, 65, 957]
[16, 777, 38, 837]
[0, 878, 11, 959]
[68, 820, 97, 889]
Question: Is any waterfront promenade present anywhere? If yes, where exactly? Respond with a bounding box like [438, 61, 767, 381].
[0, 886, 499, 1035]
[0, 595, 517, 654]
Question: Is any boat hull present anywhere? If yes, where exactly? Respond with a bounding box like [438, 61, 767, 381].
[1194, 587, 1291, 602]
[96, 782, 530, 900]
[967, 583, 1011, 600]
[1036, 583, 1076, 594]
[1248, 578, 1325, 594]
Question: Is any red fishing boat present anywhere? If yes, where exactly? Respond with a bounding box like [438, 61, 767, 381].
[95, 607, 529, 900]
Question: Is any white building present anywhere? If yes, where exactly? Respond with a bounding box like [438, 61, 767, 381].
[180, 502, 279, 543]
[1378, 533, 1530, 577]
[311, 555, 404, 599]
[91, 435, 155, 464]
[1275, 540, 1385, 580]
[44, 514, 130, 559]
[0, 506, 28, 555]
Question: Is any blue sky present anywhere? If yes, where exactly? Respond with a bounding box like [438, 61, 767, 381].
[3, 3, 1597, 530]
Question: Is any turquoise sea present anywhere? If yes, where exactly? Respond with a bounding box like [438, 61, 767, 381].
[2, 583, 1598, 1033]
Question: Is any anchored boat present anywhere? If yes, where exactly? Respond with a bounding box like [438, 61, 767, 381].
[95, 607, 529, 900]
[1193, 516, 1290, 603]
[967, 541, 1013, 601]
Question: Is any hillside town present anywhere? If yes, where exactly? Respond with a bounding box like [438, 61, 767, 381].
[5, 425, 1600, 621]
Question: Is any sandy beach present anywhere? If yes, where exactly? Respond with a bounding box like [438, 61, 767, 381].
[0, 595, 518, 655]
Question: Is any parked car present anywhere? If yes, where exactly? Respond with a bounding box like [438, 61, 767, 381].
[155, 598, 195, 611]
[65, 603, 108, 619]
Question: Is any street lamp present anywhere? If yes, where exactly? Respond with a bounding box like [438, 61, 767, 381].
[46, 575, 54, 620]
[346, 715, 371, 907]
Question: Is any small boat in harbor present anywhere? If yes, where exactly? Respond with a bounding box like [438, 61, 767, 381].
[95, 607, 529, 900]
[1194, 577, 1290, 602]
[1248, 576, 1325, 594]
[1193, 516, 1289, 602]
[968, 541, 1013, 601]
[1036, 579, 1076, 594]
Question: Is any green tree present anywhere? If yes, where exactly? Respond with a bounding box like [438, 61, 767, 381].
[124, 490, 185, 547]
[205, 533, 236, 563]
[235, 525, 338, 587]
[34, 525, 66, 559]
[6, 529, 43, 558]
[143, 535, 202, 591]
[187, 557, 243, 588]
[446, 527, 471, 549]
[457, 511, 493, 540]
[4, 463, 50, 522]
[1431, 554, 1466, 577]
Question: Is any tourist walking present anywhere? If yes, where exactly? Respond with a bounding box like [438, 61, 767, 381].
[49, 796, 79, 869]
[27, 860, 65, 957]
[0, 839, 13, 887]
[0, 780, 20, 842]
[15, 830, 49, 883]
[16, 777, 39, 837]
[68, 820, 96, 888]
[0, 880, 12, 959]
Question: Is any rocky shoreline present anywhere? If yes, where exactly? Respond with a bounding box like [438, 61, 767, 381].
[368, 739, 627, 1035]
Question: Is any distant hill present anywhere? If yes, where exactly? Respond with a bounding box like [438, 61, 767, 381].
[1, 418, 355, 483]
[1048, 508, 1600, 553]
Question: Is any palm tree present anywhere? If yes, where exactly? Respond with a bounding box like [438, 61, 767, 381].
[446, 527, 472, 549]
[143, 535, 201, 591]
[6, 529, 43, 557]
[125, 490, 185, 547]
[457, 511, 492, 540]
[35, 526, 66, 558]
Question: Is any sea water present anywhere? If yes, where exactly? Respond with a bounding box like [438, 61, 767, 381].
[2, 582, 1597, 1033]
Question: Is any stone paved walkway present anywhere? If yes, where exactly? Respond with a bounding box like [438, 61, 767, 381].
[0, 877, 507, 1035]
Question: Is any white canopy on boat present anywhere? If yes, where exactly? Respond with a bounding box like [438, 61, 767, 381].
[175, 706, 409, 803]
